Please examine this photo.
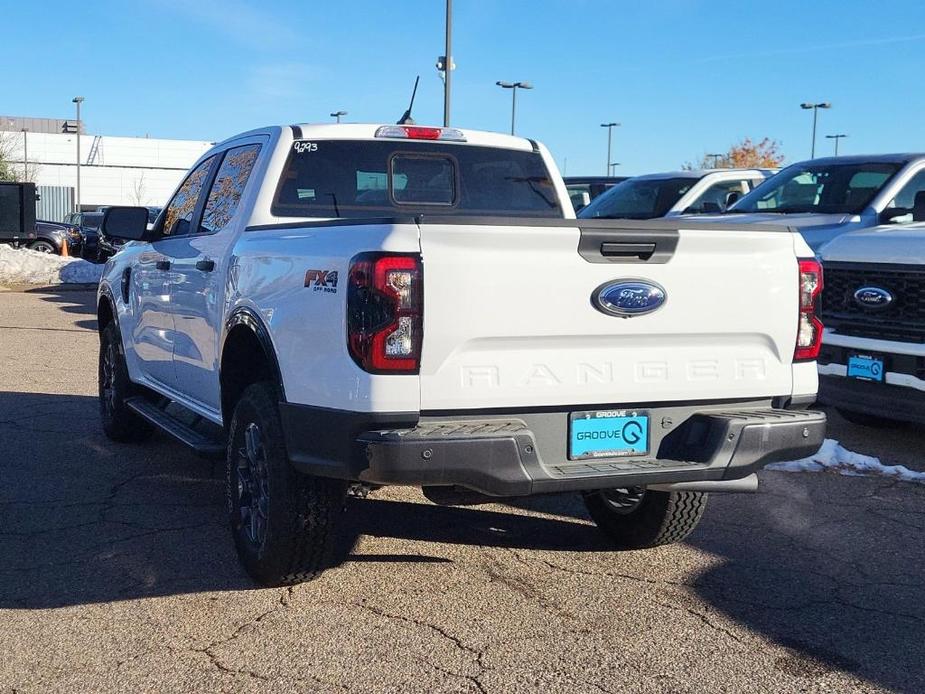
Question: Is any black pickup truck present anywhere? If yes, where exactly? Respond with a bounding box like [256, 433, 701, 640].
[0, 183, 37, 247]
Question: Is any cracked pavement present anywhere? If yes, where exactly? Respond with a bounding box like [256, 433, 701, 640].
[1, 288, 924, 693]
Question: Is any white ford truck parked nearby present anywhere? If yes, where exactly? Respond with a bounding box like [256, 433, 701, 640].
[693, 154, 925, 251]
[578, 168, 771, 220]
[95, 123, 826, 585]
[817, 223, 925, 426]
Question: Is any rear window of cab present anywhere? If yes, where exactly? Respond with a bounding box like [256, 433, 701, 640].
[272, 140, 563, 218]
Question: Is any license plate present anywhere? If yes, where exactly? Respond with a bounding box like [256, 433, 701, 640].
[847, 353, 884, 383]
[569, 410, 649, 460]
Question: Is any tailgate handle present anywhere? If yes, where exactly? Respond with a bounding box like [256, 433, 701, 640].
[600, 242, 656, 260]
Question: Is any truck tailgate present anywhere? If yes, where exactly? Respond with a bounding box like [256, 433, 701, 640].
[418, 220, 798, 411]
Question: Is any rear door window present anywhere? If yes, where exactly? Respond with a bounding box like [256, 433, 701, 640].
[272, 140, 561, 218]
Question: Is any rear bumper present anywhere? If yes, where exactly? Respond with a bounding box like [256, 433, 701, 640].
[282, 403, 826, 497]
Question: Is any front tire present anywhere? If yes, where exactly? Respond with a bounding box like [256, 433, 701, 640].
[582, 487, 707, 549]
[99, 321, 153, 442]
[226, 382, 348, 586]
[29, 240, 56, 254]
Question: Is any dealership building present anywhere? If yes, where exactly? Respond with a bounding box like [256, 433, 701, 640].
[1, 116, 212, 220]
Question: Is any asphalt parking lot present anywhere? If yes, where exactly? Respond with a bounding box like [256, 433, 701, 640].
[1, 288, 924, 693]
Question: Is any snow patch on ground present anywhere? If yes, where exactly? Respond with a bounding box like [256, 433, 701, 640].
[768, 438, 925, 484]
[0, 245, 103, 285]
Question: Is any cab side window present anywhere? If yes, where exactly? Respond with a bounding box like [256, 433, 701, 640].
[161, 156, 217, 237]
[885, 169, 925, 223]
[689, 179, 749, 213]
[199, 144, 261, 234]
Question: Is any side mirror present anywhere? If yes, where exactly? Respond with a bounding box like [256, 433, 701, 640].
[570, 192, 591, 212]
[169, 218, 190, 236]
[880, 207, 911, 224]
[725, 191, 741, 208]
[101, 206, 151, 241]
[684, 201, 722, 214]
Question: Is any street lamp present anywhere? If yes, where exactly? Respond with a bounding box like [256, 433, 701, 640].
[72, 96, 85, 212]
[609, 162, 621, 176]
[706, 153, 725, 169]
[826, 133, 848, 156]
[442, 0, 453, 126]
[800, 102, 831, 158]
[600, 122, 621, 176]
[20, 128, 28, 182]
[330, 110, 347, 123]
[496, 81, 533, 135]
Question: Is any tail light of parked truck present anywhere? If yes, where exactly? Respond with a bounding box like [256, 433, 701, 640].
[347, 253, 423, 373]
[795, 259, 824, 362]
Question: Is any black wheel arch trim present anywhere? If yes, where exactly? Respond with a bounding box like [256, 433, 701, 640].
[97, 285, 120, 337]
[223, 307, 287, 402]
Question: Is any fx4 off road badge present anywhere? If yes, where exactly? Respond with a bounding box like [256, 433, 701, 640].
[305, 269, 338, 294]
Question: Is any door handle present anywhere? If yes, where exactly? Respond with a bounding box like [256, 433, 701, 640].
[600, 242, 657, 260]
[155, 259, 171, 271]
[195, 259, 216, 272]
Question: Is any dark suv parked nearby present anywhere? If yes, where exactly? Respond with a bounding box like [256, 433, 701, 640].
[64, 212, 104, 260]
[30, 221, 84, 255]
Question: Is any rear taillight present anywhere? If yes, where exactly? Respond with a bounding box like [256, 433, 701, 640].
[794, 258, 824, 362]
[347, 253, 423, 374]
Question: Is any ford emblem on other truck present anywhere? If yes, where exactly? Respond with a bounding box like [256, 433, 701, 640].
[853, 286, 893, 310]
[593, 280, 667, 317]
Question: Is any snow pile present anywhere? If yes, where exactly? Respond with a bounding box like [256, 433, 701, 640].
[768, 438, 925, 484]
[0, 245, 103, 286]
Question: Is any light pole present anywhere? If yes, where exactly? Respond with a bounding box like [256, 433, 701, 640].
[20, 128, 28, 181]
[330, 110, 347, 123]
[826, 133, 848, 156]
[443, 0, 452, 126]
[496, 81, 533, 135]
[609, 163, 621, 175]
[600, 122, 620, 176]
[72, 96, 84, 212]
[800, 102, 831, 158]
[706, 153, 725, 169]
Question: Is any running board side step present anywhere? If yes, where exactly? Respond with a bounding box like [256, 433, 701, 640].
[125, 397, 225, 459]
[648, 474, 758, 493]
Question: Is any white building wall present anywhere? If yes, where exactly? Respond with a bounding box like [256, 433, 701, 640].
[10, 132, 213, 210]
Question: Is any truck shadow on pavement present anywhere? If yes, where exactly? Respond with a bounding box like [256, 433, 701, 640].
[0, 391, 608, 612]
[24, 286, 99, 331]
[525, 474, 925, 692]
[2, 390, 922, 691]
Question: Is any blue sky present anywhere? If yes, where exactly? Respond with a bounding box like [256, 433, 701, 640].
[5, 0, 925, 174]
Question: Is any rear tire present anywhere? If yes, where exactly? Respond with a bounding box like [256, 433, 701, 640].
[582, 487, 707, 549]
[835, 407, 907, 429]
[226, 381, 348, 586]
[99, 321, 154, 443]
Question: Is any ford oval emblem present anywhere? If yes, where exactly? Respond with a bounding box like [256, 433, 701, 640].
[853, 286, 893, 310]
[593, 279, 667, 317]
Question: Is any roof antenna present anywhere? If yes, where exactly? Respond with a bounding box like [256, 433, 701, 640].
[397, 76, 420, 125]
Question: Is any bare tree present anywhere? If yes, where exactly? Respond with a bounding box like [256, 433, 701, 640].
[129, 173, 148, 206]
[0, 131, 40, 183]
[0, 133, 18, 182]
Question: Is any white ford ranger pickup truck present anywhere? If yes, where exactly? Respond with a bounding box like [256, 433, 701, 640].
[817, 223, 925, 426]
[95, 123, 826, 585]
